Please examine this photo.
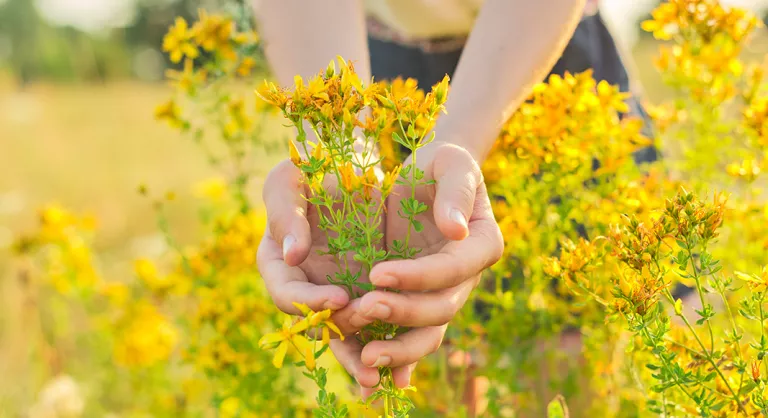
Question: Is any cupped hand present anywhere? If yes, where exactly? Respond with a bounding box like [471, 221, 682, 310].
[257, 159, 363, 314]
[329, 142, 504, 397]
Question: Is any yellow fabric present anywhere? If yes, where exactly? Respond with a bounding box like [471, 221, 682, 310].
[364, 0, 599, 39]
[364, 0, 483, 39]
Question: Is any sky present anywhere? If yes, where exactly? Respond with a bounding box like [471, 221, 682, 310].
[34, 0, 137, 33]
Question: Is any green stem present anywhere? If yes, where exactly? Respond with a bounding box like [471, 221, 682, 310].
[665, 288, 743, 412]
[684, 243, 715, 351]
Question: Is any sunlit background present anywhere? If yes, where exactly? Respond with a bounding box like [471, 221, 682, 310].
[1, 0, 768, 240]
[1, 0, 768, 414]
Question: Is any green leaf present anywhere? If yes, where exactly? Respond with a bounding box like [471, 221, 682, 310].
[413, 220, 424, 233]
[546, 395, 569, 418]
[407, 123, 417, 139]
[357, 282, 375, 292]
[315, 343, 330, 359]
[392, 131, 408, 148]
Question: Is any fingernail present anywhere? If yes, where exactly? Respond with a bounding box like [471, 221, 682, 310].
[372, 275, 398, 288]
[323, 300, 344, 310]
[371, 355, 392, 368]
[282, 235, 296, 260]
[450, 208, 468, 229]
[365, 303, 391, 320]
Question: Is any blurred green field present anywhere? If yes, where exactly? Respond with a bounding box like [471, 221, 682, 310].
[0, 74, 288, 412]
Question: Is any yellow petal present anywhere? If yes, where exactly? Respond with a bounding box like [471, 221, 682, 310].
[289, 318, 310, 334]
[305, 345, 316, 371]
[272, 342, 288, 368]
[258, 332, 285, 349]
[289, 141, 302, 166]
[292, 302, 312, 316]
[322, 327, 330, 346]
[325, 321, 344, 341]
[291, 334, 311, 355]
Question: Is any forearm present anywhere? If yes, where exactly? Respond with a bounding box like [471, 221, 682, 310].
[253, 0, 370, 86]
[434, 0, 586, 162]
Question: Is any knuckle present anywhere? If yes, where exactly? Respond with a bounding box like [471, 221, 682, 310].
[263, 160, 300, 201]
[456, 180, 476, 206]
[477, 223, 505, 268]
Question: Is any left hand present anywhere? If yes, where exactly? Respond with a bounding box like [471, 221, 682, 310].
[329, 142, 504, 397]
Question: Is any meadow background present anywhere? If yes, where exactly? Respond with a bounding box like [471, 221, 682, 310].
[2, 0, 768, 416]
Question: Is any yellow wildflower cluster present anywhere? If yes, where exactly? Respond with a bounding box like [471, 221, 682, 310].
[643, 0, 760, 103]
[13, 204, 99, 295]
[486, 70, 648, 183]
[155, 9, 266, 179]
[113, 301, 179, 368]
[162, 10, 257, 66]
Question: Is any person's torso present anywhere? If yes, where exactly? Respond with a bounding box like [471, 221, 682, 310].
[364, 0, 600, 40]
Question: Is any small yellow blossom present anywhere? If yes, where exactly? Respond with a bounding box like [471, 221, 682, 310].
[258, 318, 311, 369]
[162, 17, 199, 63]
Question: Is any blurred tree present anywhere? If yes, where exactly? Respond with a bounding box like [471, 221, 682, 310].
[0, 0, 260, 84]
[0, 0, 41, 85]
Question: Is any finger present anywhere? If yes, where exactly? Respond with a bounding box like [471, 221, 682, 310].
[356, 276, 477, 327]
[431, 144, 482, 241]
[361, 386, 377, 401]
[329, 298, 376, 337]
[330, 338, 380, 389]
[392, 362, 418, 388]
[263, 159, 311, 266]
[257, 229, 349, 314]
[361, 325, 448, 369]
[371, 189, 503, 291]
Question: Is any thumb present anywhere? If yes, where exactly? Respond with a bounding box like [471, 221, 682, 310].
[431, 144, 482, 241]
[263, 160, 311, 266]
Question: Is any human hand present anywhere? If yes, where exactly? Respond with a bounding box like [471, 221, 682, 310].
[329, 142, 504, 397]
[257, 159, 368, 315]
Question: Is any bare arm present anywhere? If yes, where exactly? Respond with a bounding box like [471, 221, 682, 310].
[434, 0, 586, 162]
[253, 0, 370, 86]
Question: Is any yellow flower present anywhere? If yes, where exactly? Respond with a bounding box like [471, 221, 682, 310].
[258, 318, 311, 369]
[154, 100, 182, 128]
[236, 56, 257, 77]
[255, 80, 289, 110]
[114, 302, 178, 368]
[165, 58, 207, 95]
[289, 141, 302, 167]
[292, 302, 345, 345]
[97, 282, 129, 307]
[220, 397, 241, 418]
[382, 165, 401, 196]
[162, 17, 199, 63]
[339, 162, 361, 192]
[193, 176, 228, 201]
[310, 311, 345, 345]
[192, 9, 236, 60]
[431, 74, 450, 107]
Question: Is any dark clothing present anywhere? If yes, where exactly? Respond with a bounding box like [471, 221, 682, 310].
[367, 11, 659, 165]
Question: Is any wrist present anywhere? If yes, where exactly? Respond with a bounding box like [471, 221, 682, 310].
[432, 118, 498, 164]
